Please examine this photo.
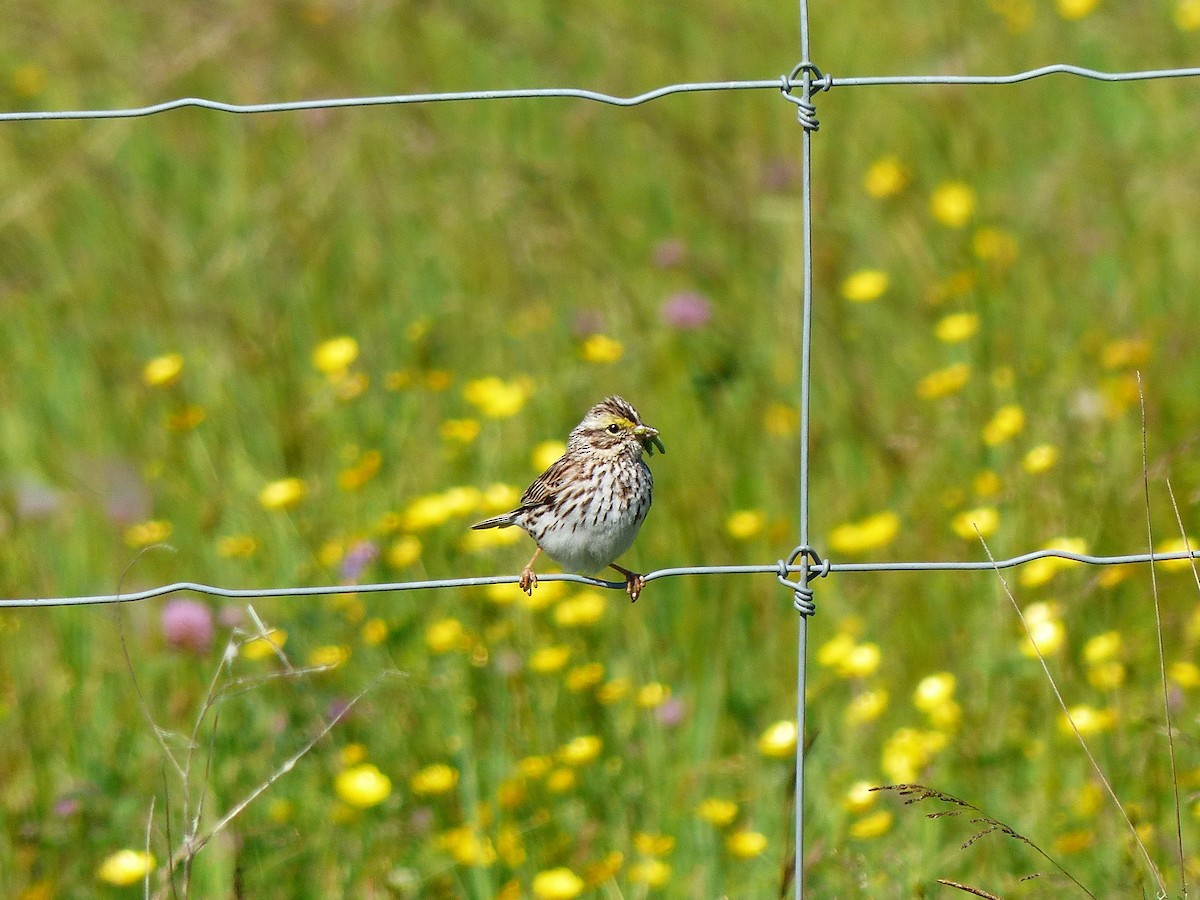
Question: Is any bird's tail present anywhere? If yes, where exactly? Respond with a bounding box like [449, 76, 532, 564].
[471, 512, 517, 530]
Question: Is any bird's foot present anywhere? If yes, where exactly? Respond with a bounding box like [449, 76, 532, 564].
[518, 566, 538, 596]
[611, 564, 646, 603]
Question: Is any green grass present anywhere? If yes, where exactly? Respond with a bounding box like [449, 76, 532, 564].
[3, 0, 1200, 896]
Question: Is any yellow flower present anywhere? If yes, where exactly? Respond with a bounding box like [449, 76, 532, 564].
[460, 526, 524, 552]
[554, 591, 607, 627]
[10, 63, 47, 98]
[1053, 830, 1096, 855]
[725, 829, 768, 858]
[849, 810, 894, 839]
[438, 826, 496, 866]
[96, 849, 156, 886]
[696, 798, 739, 827]
[387, 535, 422, 568]
[1087, 661, 1126, 691]
[836, 643, 882, 679]
[440, 418, 481, 444]
[532, 867, 585, 900]
[630, 834, 673, 857]
[845, 689, 889, 726]
[335, 763, 392, 808]
[518, 755, 553, 780]
[410, 763, 460, 796]
[951, 506, 999, 540]
[726, 509, 766, 540]
[817, 632, 855, 669]
[581, 334, 623, 364]
[338, 449, 382, 491]
[627, 858, 671, 887]
[217, 534, 258, 558]
[566, 662, 606, 692]
[1158, 537, 1198, 572]
[313, 336, 359, 376]
[558, 735, 603, 767]
[972, 227, 1018, 267]
[124, 519, 172, 548]
[843, 781, 877, 814]
[480, 482, 522, 512]
[530, 645, 572, 673]
[828, 511, 900, 554]
[1100, 336, 1151, 370]
[841, 269, 889, 303]
[309, 644, 349, 668]
[166, 404, 207, 431]
[242, 628, 287, 660]
[1177, 0, 1200, 30]
[1169, 661, 1200, 689]
[143, 352, 184, 387]
[913, 673, 956, 711]
[361, 617, 389, 645]
[863, 156, 910, 198]
[881, 728, 946, 783]
[546, 767, 577, 793]
[1059, 705, 1116, 736]
[585, 851, 625, 885]
[763, 402, 800, 437]
[981, 404, 1025, 445]
[532, 440, 567, 472]
[758, 720, 798, 758]
[934, 312, 979, 343]
[1021, 617, 1065, 658]
[1019, 537, 1089, 587]
[425, 617, 466, 654]
[1055, 0, 1099, 19]
[462, 376, 533, 418]
[1082, 631, 1121, 665]
[636, 682, 671, 709]
[259, 477, 308, 511]
[597, 677, 631, 705]
[916, 362, 971, 399]
[1023, 444, 1059, 474]
[930, 181, 976, 228]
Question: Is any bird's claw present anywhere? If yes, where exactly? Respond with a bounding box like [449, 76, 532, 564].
[519, 567, 538, 596]
[625, 573, 646, 603]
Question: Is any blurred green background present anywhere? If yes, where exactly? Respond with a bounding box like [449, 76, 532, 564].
[3, 0, 1200, 896]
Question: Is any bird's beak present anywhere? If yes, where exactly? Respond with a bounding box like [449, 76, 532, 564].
[634, 424, 665, 456]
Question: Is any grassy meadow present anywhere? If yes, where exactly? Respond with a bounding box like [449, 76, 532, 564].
[4, 0, 1200, 896]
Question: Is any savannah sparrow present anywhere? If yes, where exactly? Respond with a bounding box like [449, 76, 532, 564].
[471, 396, 665, 602]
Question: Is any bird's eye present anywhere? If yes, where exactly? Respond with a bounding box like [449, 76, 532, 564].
[606, 423, 621, 434]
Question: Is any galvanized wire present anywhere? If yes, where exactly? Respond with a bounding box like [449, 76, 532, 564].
[2, 64, 1200, 123]
[5, 25, 1200, 900]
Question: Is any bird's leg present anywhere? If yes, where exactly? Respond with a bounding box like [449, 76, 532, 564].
[609, 563, 646, 603]
[519, 547, 542, 596]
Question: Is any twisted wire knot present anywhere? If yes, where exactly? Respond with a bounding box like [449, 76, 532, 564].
[780, 62, 830, 132]
[777, 545, 829, 617]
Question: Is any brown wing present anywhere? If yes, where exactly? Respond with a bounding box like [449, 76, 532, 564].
[519, 454, 574, 509]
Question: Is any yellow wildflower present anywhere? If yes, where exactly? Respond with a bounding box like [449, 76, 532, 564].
[1023, 444, 1059, 474]
[828, 511, 900, 554]
[726, 509, 766, 540]
[566, 662, 606, 692]
[308, 644, 349, 668]
[951, 506, 999, 540]
[461, 526, 523, 552]
[972, 227, 1018, 267]
[981, 404, 1025, 445]
[934, 312, 979, 343]
[1100, 336, 1150, 369]
[313, 336, 359, 376]
[696, 798, 739, 827]
[597, 677, 631, 705]
[973, 469, 1002, 497]
[438, 826, 496, 866]
[558, 735, 603, 767]
[166, 404, 206, 431]
[580, 334, 623, 364]
[844, 781, 877, 814]
[532, 868, 585, 900]
[725, 830, 768, 858]
[1169, 661, 1200, 689]
[1087, 661, 1126, 691]
[845, 689, 889, 726]
[1060, 705, 1116, 736]
[142, 352, 184, 387]
[546, 767, 577, 793]
[627, 858, 671, 887]
[533, 440, 567, 472]
[387, 535, 421, 568]
[1083, 631, 1121, 665]
[916, 362, 971, 399]
[881, 727, 946, 782]
[259, 477, 308, 511]
[338, 449, 382, 491]
[96, 850, 156, 886]
[633, 833, 676, 855]
[242, 628, 287, 660]
[636, 682, 671, 708]
[763, 402, 800, 436]
[462, 376, 533, 418]
[913, 673, 956, 711]
[863, 156, 909, 198]
[410, 763, 460, 796]
[554, 591, 607, 627]
[836, 643, 882, 679]
[817, 632, 855, 669]
[124, 519, 172, 548]
[585, 851, 625, 885]
[10, 64, 47, 98]
[758, 720, 798, 758]
[1055, 0, 1099, 19]
[217, 534, 258, 558]
[930, 181, 976, 228]
[425, 617, 466, 654]
[849, 811, 894, 839]
[1053, 830, 1096, 855]
[841, 269, 889, 303]
[518, 755, 553, 780]
[361, 617, 389, 645]
[480, 482, 522, 512]
[1158, 536, 1198, 572]
[530, 645, 572, 673]
[335, 763, 392, 808]
[1177, 0, 1200, 30]
[1021, 617, 1066, 658]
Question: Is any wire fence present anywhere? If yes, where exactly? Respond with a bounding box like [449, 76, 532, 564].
[5, 1, 1200, 895]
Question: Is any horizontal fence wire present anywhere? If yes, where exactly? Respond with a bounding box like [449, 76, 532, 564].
[4, 549, 1198, 608]
[2, 64, 1200, 122]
